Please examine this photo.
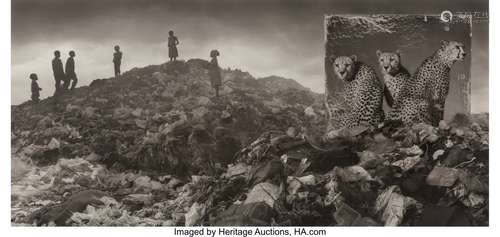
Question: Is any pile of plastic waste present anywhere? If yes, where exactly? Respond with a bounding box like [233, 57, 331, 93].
[11, 60, 488, 226]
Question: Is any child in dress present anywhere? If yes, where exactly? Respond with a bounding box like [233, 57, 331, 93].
[168, 30, 179, 61]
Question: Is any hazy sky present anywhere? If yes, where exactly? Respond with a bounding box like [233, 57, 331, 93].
[11, 0, 489, 112]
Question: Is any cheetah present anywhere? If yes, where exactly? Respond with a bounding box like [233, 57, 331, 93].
[376, 50, 411, 108]
[390, 40, 466, 125]
[330, 55, 385, 128]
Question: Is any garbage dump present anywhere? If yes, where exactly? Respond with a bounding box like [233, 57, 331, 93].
[11, 60, 488, 226]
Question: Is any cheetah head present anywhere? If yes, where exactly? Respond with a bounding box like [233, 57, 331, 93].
[437, 40, 466, 64]
[376, 50, 401, 76]
[331, 55, 357, 82]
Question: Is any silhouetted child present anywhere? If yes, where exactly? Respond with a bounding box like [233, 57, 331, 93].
[64, 50, 78, 90]
[51, 50, 65, 95]
[168, 30, 179, 61]
[209, 50, 222, 97]
[113, 45, 122, 78]
[30, 73, 42, 103]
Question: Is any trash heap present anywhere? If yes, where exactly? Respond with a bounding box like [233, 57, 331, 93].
[209, 114, 489, 226]
[11, 59, 488, 226]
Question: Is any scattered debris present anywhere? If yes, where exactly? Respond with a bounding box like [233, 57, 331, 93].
[213, 202, 276, 226]
[375, 186, 418, 226]
[426, 166, 459, 187]
[244, 182, 281, 208]
[391, 156, 422, 172]
[185, 202, 206, 226]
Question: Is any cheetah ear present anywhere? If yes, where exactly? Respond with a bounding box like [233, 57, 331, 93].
[350, 55, 357, 62]
[328, 55, 336, 63]
[441, 40, 450, 48]
[376, 50, 382, 57]
[395, 50, 402, 56]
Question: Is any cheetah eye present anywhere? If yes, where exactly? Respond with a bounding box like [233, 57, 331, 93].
[456, 46, 460, 49]
[335, 64, 339, 67]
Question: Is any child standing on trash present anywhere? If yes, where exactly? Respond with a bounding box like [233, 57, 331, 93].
[30, 73, 42, 103]
[167, 30, 179, 61]
[113, 45, 122, 78]
[51, 50, 65, 95]
[209, 50, 222, 97]
[64, 50, 78, 90]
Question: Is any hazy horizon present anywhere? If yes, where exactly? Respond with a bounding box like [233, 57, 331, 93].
[12, 0, 489, 112]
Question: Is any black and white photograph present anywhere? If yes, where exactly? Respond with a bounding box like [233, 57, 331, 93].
[4, 0, 493, 232]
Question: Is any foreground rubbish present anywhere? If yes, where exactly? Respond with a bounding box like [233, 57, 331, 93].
[11, 60, 488, 226]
